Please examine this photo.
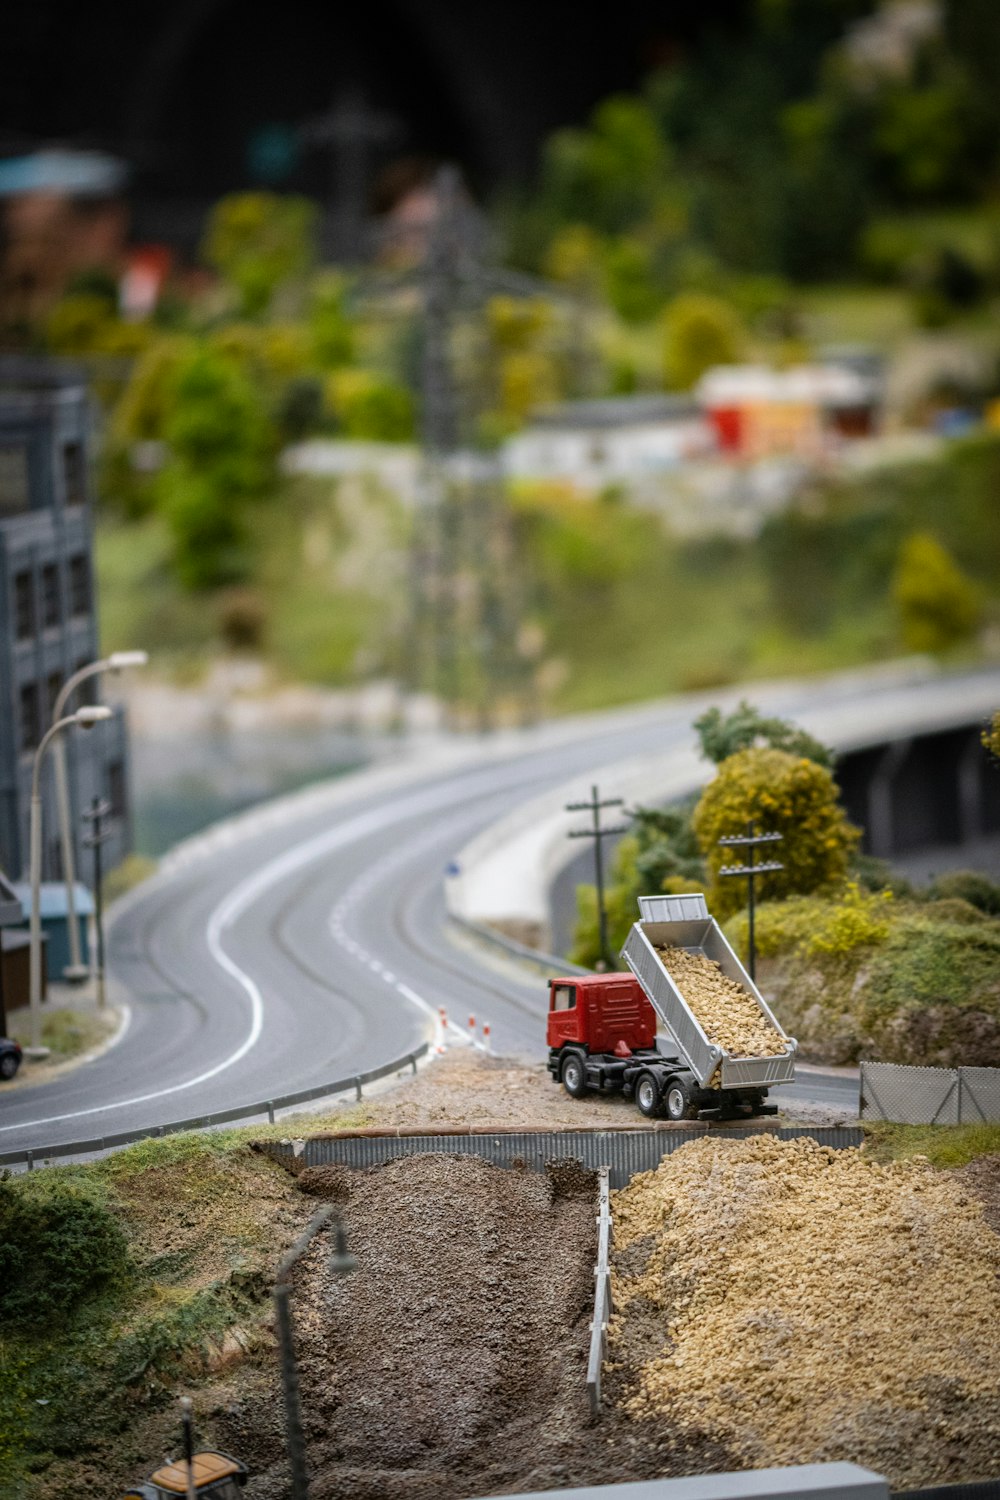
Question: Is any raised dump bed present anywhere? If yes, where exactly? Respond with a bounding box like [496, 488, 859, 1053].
[621, 893, 796, 1090]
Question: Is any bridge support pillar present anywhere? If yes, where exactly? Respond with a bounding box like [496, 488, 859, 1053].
[866, 740, 911, 858]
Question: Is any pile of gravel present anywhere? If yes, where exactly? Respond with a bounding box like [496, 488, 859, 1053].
[292, 1154, 598, 1499]
[608, 1135, 1000, 1489]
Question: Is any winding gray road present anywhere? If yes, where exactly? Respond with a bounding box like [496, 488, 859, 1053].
[6, 666, 991, 1154]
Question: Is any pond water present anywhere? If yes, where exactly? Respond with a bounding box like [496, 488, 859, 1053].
[130, 725, 383, 857]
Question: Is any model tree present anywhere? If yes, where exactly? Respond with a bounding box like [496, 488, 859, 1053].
[692, 746, 859, 918]
[891, 531, 981, 654]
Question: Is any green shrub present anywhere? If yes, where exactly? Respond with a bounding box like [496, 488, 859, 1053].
[765, 903, 1000, 1067]
[929, 868, 1000, 916]
[862, 914, 1000, 1019]
[984, 710, 1000, 763]
[661, 292, 743, 390]
[693, 700, 833, 768]
[0, 1175, 130, 1326]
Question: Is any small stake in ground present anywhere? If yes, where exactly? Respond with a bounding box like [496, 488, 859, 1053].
[566, 785, 629, 969]
[717, 820, 783, 981]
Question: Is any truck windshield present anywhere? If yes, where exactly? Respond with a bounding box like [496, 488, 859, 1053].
[551, 984, 576, 1010]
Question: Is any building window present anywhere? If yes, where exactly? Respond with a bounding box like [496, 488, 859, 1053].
[46, 671, 63, 725]
[19, 682, 39, 752]
[69, 554, 90, 617]
[41, 563, 60, 628]
[64, 442, 86, 507]
[14, 571, 34, 640]
[107, 758, 126, 819]
[0, 444, 31, 517]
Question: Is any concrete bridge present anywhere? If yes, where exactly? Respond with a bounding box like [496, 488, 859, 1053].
[837, 722, 1000, 874]
[444, 664, 1000, 959]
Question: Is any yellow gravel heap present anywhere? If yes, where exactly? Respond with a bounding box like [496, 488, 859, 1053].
[609, 1136, 1000, 1488]
[654, 944, 787, 1058]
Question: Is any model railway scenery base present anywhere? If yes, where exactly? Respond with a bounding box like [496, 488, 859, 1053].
[219, 1128, 1000, 1499]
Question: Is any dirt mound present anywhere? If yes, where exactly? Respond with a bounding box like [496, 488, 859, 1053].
[957, 1151, 1000, 1235]
[226, 1152, 735, 1498]
[608, 1135, 1000, 1490]
[298, 1154, 596, 1498]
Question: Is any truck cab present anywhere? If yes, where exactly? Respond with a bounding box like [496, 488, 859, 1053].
[547, 974, 656, 1056]
[546, 973, 688, 1113]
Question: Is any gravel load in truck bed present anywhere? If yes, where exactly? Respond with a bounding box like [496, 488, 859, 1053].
[654, 944, 788, 1059]
[607, 1135, 1000, 1490]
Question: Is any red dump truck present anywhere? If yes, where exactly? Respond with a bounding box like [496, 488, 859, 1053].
[546, 893, 796, 1121]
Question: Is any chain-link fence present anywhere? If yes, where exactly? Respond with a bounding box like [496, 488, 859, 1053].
[860, 1063, 1000, 1125]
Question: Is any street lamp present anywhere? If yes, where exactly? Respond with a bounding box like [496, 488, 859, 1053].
[52, 651, 148, 980]
[28, 706, 112, 1054]
[273, 1205, 356, 1500]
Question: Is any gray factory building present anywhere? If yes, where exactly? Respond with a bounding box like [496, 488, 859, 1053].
[0, 359, 131, 882]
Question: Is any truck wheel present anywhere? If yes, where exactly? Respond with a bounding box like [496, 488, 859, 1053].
[664, 1077, 696, 1121]
[560, 1052, 588, 1099]
[635, 1071, 662, 1118]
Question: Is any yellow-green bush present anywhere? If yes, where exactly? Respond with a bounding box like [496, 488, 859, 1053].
[692, 746, 859, 917]
[891, 530, 981, 654]
[726, 883, 894, 962]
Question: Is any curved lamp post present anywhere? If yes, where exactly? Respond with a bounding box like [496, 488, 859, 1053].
[52, 651, 147, 980]
[28, 706, 112, 1054]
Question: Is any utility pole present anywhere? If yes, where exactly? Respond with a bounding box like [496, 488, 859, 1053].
[300, 86, 399, 262]
[373, 165, 572, 725]
[566, 786, 629, 968]
[81, 795, 112, 1009]
[717, 821, 784, 981]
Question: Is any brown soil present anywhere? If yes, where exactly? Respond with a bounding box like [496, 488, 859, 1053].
[219, 1153, 734, 1499]
[957, 1151, 1000, 1235]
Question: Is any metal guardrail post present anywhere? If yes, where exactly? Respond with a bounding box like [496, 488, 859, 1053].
[1, 1041, 431, 1169]
[587, 1166, 613, 1417]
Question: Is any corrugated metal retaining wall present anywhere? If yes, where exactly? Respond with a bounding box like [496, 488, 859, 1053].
[260, 1125, 864, 1187]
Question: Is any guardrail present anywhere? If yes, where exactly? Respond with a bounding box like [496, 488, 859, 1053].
[587, 1165, 613, 1416]
[447, 911, 590, 976]
[0, 1042, 430, 1170]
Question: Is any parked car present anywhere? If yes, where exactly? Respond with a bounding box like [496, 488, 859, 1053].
[0, 1037, 23, 1080]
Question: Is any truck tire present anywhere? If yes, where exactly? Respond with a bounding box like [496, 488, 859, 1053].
[635, 1070, 662, 1118]
[664, 1076, 697, 1121]
[560, 1051, 588, 1099]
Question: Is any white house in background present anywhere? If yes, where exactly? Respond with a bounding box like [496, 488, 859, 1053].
[502, 394, 715, 493]
[280, 439, 420, 506]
